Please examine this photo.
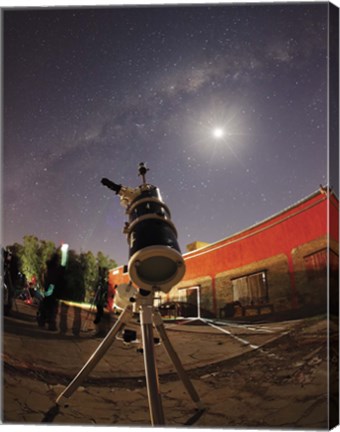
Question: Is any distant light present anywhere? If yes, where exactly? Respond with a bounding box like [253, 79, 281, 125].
[212, 128, 224, 139]
[61, 243, 69, 252]
[61, 244, 69, 267]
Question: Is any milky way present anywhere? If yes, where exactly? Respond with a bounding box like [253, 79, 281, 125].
[3, 3, 332, 265]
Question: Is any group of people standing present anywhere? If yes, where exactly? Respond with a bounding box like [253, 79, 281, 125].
[37, 248, 113, 336]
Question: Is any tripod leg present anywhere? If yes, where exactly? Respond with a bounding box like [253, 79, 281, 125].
[140, 305, 165, 425]
[82, 288, 99, 331]
[154, 311, 204, 410]
[56, 305, 133, 407]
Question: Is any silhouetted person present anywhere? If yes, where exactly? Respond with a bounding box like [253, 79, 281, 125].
[93, 281, 108, 325]
[58, 249, 84, 336]
[37, 253, 65, 331]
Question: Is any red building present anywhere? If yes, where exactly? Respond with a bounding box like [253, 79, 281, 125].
[109, 188, 339, 319]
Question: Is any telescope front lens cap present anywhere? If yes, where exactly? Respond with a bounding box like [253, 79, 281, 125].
[136, 256, 178, 283]
[128, 246, 186, 293]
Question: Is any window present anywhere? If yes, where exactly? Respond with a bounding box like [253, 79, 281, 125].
[174, 286, 199, 306]
[232, 271, 268, 306]
[304, 248, 339, 279]
[330, 250, 339, 274]
[174, 287, 189, 303]
[304, 249, 327, 278]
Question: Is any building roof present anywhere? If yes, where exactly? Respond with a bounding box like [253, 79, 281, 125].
[183, 187, 337, 259]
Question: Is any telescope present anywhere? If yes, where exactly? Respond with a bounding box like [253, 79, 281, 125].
[55, 163, 202, 426]
[101, 162, 185, 293]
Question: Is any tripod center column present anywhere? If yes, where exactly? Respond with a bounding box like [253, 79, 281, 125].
[139, 300, 165, 425]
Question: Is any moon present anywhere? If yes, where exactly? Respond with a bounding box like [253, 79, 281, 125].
[212, 127, 224, 139]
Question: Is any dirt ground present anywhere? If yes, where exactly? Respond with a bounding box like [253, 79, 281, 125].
[1, 301, 338, 429]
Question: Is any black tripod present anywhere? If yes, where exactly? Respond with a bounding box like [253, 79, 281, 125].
[81, 284, 101, 332]
[56, 289, 203, 425]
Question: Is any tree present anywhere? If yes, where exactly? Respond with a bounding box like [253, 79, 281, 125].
[17, 236, 56, 289]
[6, 237, 118, 303]
[80, 251, 98, 303]
[7, 243, 25, 290]
[78, 251, 117, 303]
[97, 251, 117, 273]
[18, 236, 41, 285]
[38, 240, 56, 281]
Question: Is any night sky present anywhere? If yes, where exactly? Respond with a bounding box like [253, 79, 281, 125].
[3, 3, 331, 266]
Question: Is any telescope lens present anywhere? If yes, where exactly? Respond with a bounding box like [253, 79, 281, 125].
[136, 256, 178, 283]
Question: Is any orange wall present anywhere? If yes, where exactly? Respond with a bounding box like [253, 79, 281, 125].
[183, 193, 328, 280]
